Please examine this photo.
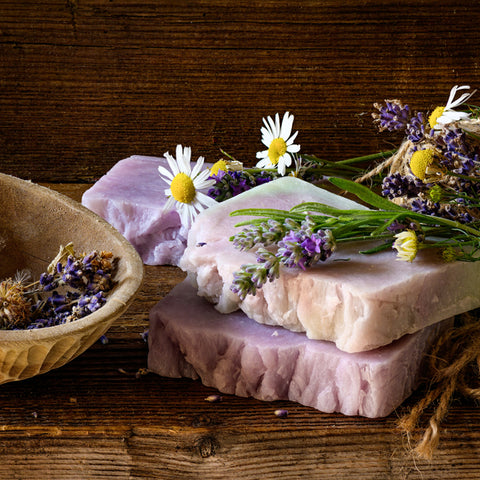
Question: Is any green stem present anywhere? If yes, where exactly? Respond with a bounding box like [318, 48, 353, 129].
[334, 149, 397, 165]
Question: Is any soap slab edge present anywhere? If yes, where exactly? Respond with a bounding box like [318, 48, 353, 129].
[148, 280, 451, 418]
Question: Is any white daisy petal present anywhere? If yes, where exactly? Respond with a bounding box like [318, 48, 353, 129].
[445, 85, 460, 109]
[280, 153, 292, 168]
[191, 155, 205, 179]
[262, 116, 272, 133]
[179, 146, 192, 174]
[165, 152, 181, 177]
[446, 85, 471, 109]
[274, 113, 281, 137]
[193, 172, 215, 190]
[256, 158, 273, 169]
[256, 149, 269, 160]
[286, 130, 299, 145]
[162, 195, 176, 213]
[280, 111, 294, 139]
[158, 165, 174, 181]
[287, 143, 301, 153]
[196, 191, 218, 208]
[267, 115, 278, 137]
[176, 144, 185, 163]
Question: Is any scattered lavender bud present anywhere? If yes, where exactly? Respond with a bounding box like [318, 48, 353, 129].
[274, 409, 289, 418]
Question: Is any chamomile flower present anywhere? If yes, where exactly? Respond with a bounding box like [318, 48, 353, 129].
[392, 229, 419, 262]
[210, 159, 243, 176]
[429, 85, 477, 130]
[256, 112, 300, 176]
[158, 145, 217, 227]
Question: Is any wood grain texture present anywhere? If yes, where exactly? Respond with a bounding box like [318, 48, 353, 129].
[1, 1, 480, 182]
[0, 185, 477, 479]
[2, 2, 480, 477]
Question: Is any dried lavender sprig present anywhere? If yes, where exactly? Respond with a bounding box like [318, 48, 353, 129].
[0, 247, 117, 330]
[231, 248, 280, 300]
[372, 100, 412, 132]
[232, 218, 299, 251]
[230, 220, 336, 299]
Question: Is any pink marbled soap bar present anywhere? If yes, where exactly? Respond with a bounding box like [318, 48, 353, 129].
[148, 280, 451, 418]
[180, 177, 480, 353]
[82, 155, 212, 266]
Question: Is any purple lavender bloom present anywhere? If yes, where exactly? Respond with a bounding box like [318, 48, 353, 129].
[277, 230, 305, 268]
[405, 111, 425, 142]
[381, 173, 422, 200]
[411, 198, 441, 216]
[373, 100, 411, 132]
[278, 229, 335, 270]
[208, 170, 277, 202]
[230, 249, 280, 300]
[39, 273, 57, 291]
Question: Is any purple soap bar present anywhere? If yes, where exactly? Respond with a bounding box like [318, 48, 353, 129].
[148, 280, 451, 418]
[82, 155, 211, 266]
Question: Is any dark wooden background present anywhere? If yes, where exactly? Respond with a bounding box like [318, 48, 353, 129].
[2, 1, 480, 479]
[2, 0, 480, 183]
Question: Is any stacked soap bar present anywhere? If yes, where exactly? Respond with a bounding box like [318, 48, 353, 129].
[82, 155, 211, 266]
[147, 176, 475, 416]
[148, 280, 451, 418]
[180, 177, 480, 353]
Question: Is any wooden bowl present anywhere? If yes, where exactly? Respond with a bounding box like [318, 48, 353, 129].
[0, 173, 144, 384]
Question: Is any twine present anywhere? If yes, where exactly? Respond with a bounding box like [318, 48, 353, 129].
[355, 140, 414, 183]
[397, 312, 480, 460]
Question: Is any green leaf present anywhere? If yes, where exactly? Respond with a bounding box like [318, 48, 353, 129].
[359, 241, 394, 254]
[328, 177, 406, 212]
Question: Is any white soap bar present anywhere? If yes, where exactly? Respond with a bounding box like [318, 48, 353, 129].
[180, 176, 480, 353]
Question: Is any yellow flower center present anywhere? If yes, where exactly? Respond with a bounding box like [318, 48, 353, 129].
[428, 106, 445, 129]
[409, 149, 435, 181]
[210, 160, 228, 176]
[170, 172, 195, 204]
[268, 138, 287, 165]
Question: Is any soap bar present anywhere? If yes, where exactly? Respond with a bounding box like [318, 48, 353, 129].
[148, 280, 451, 418]
[180, 176, 480, 353]
[82, 155, 211, 266]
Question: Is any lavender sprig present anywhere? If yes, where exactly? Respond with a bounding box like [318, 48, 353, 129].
[229, 178, 480, 299]
[0, 245, 117, 330]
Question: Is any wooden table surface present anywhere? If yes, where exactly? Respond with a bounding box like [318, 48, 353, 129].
[3, 1, 480, 478]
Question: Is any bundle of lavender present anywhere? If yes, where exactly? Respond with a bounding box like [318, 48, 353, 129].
[0, 243, 116, 330]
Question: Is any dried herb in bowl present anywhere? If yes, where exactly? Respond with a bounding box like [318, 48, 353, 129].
[0, 243, 117, 330]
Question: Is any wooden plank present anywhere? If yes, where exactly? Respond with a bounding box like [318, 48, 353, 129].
[1, 1, 480, 182]
[1, 181, 480, 478]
